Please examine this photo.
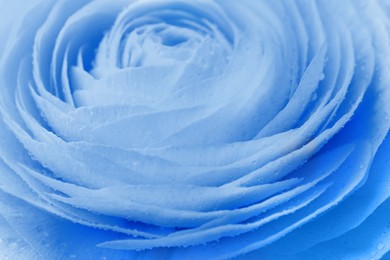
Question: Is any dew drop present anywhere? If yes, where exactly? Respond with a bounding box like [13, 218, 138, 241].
[35, 225, 42, 233]
[9, 242, 17, 249]
[377, 243, 384, 250]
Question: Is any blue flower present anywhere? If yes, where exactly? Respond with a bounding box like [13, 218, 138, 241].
[0, 0, 390, 259]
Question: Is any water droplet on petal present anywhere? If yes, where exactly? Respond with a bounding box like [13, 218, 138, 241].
[35, 225, 43, 233]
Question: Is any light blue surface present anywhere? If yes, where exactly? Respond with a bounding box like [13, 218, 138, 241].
[0, 0, 390, 259]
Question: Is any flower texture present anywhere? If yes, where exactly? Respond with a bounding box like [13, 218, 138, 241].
[1, 0, 390, 259]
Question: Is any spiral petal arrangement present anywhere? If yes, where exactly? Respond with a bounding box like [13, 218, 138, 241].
[1, 0, 390, 259]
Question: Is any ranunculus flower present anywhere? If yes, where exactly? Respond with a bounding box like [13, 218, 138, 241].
[1, 0, 390, 259]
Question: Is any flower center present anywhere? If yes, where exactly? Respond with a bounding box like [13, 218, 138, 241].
[91, 0, 234, 77]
